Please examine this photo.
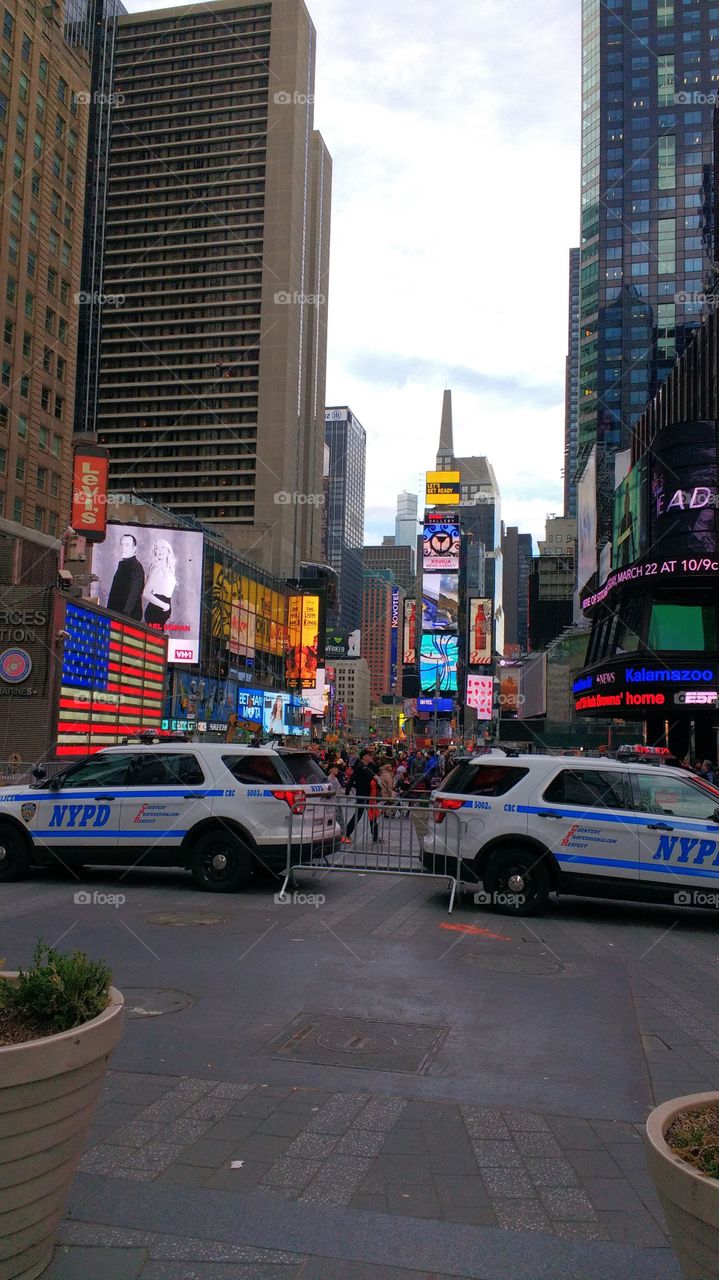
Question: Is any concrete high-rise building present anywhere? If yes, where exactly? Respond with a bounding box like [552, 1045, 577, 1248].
[564, 247, 580, 520]
[98, 0, 332, 577]
[0, 0, 91, 535]
[323, 405, 365, 632]
[501, 526, 533, 654]
[67, 0, 126, 437]
[576, 1, 716, 547]
[362, 542, 414, 594]
[333, 657, 370, 736]
[394, 490, 418, 570]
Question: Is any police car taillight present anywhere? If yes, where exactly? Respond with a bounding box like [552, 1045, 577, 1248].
[434, 797, 463, 824]
[271, 789, 306, 814]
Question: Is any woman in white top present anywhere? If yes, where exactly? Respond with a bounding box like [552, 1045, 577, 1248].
[143, 539, 177, 629]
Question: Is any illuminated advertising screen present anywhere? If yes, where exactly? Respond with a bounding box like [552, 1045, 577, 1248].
[577, 447, 597, 591]
[57, 601, 167, 755]
[285, 595, 320, 690]
[649, 421, 719, 562]
[422, 573, 459, 631]
[423, 522, 460, 571]
[420, 634, 458, 694]
[71, 448, 109, 541]
[573, 658, 719, 716]
[425, 471, 460, 506]
[468, 598, 492, 664]
[612, 459, 646, 569]
[403, 599, 417, 665]
[390, 588, 400, 689]
[93, 524, 203, 665]
[466, 674, 493, 719]
[262, 691, 304, 736]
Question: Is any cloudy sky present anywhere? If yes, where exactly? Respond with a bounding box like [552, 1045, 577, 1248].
[124, 0, 581, 550]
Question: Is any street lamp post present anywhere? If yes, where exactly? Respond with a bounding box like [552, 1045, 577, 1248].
[433, 669, 440, 749]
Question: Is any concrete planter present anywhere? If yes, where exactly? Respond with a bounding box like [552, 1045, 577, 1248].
[0, 978, 124, 1280]
[646, 1092, 719, 1280]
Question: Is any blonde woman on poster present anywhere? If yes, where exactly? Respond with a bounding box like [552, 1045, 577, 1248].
[143, 539, 177, 629]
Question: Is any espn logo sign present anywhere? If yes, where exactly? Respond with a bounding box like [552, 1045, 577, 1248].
[674, 690, 718, 705]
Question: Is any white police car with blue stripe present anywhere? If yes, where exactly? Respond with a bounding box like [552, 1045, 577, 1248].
[0, 744, 337, 892]
[424, 754, 719, 915]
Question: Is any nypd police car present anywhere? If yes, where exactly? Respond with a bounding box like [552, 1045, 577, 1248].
[0, 744, 338, 892]
[424, 754, 719, 915]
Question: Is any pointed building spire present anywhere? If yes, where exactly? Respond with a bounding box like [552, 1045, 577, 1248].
[437, 389, 454, 465]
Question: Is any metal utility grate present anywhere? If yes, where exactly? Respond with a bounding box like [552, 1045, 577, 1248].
[265, 1013, 448, 1074]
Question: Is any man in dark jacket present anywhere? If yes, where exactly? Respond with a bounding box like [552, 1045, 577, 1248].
[107, 533, 145, 621]
[344, 750, 378, 842]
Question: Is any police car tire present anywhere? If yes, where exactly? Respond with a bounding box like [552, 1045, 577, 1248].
[0, 824, 31, 881]
[189, 830, 253, 892]
[483, 849, 550, 916]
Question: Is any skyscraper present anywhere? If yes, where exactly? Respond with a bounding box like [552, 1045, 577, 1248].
[65, 0, 126, 438]
[323, 406, 366, 632]
[576, 0, 716, 550]
[501, 525, 533, 653]
[0, 0, 91, 535]
[98, 0, 331, 577]
[564, 247, 580, 520]
[394, 491, 418, 570]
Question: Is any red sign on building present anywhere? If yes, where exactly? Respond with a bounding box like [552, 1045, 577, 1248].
[71, 448, 110, 540]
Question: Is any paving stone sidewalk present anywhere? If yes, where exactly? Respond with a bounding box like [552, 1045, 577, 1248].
[75, 1070, 668, 1249]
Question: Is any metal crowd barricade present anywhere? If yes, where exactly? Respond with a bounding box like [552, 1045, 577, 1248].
[280, 794, 464, 913]
[0, 760, 64, 786]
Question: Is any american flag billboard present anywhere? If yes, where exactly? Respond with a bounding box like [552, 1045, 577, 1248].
[56, 602, 167, 756]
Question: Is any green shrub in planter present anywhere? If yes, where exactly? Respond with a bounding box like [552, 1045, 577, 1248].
[0, 941, 111, 1042]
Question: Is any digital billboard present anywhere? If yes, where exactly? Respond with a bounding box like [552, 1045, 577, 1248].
[420, 634, 458, 694]
[422, 573, 459, 631]
[425, 471, 460, 506]
[71, 448, 109, 541]
[648, 421, 719, 563]
[468, 598, 492, 664]
[93, 523, 203, 665]
[285, 594, 320, 689]
[423, 521, 460, 571]
[57, 601, 167, 755]
[466, 674, 494, 720]
[262, 691, 304, 736]
[211, 564, 285, 658]
[612, 459, 646, 569]
[577, 447, 597, 591]
[403, 598, 417, 666]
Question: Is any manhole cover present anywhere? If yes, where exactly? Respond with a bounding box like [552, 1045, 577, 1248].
[265, 1013, 448, 1074]
[145, 911, 228, 928]
[123, 987, 195, 1018]
[463, 952, 563, 976]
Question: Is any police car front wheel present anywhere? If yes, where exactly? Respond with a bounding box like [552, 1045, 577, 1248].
[189, 830, 253, 893]
[0, 824, 31, 882]
[483, 849, 551, 916]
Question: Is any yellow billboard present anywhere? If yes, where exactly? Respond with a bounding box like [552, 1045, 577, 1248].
[285, 594, 319, 689]
[426, 470, 460, 506]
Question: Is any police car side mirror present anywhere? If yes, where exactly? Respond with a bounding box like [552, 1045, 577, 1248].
[48, 775, 62, 791]
[32, 765, 46, 780]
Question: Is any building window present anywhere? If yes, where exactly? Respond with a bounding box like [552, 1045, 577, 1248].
[54, 113, 64, 139]
[42, 345, 52, 373]
[18, 70, 28, 102]
[0, 451, 6, 474]
[13, 498, 23, 524]
[28, 210, 37, 235]
[48, 229, 58, 255]
[21, 332, 30, 357]
[26, 249, 36, 278]
[15, 457, 25, 481]
[8, 233, 17, 263]
[59, 278, 68, 305]
[53, 394, 63, 420]
[36, 465, 46, 491]
[56, 355, 65, 381]
[35, 92, 44, 121]
[20, 32, 31, 62]
[58, 317, 67, 342]
[45, 308, 55, 335]
[33, 507, 44, 531]
[51, 433, 61, 458]
[48, 512, 57, 537]
[16, 113, 25, 141]
[5, 276, 15, 303]
[1, 360, 10, 387]
[3, 319, 12, 345]
[19, 374, 28, 398]
[50, 471, 59, 497]
[17, 413, 26, 439]
[40, 385, 50, 410]
[38, 55, 47, 83]
[57, 77, 67, 104]
[38, 425, 48, 450]
[23, 291, 33, 318]
[47, 267, 57, 294]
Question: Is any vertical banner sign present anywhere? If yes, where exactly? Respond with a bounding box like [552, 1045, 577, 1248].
[299, 594, 319, 689]
[403, 598, 417, 665]
[468, 598, 492, 664]
[71, 448, 109, 541]
[390, 587, 400, 690]
[466, 674, 494, 719]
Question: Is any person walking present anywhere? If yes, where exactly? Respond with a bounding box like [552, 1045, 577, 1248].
[343, 750, 378, 842]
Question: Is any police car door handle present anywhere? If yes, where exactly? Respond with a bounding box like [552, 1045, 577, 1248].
[94, 794, 116, 801]
[540, 811, 563, 819]
[647, 822, 673, 831]
[183, 792, 203, 799]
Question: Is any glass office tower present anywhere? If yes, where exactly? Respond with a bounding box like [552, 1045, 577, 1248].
[576, 0, 717, 552]
[324, 406, 366, 632]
